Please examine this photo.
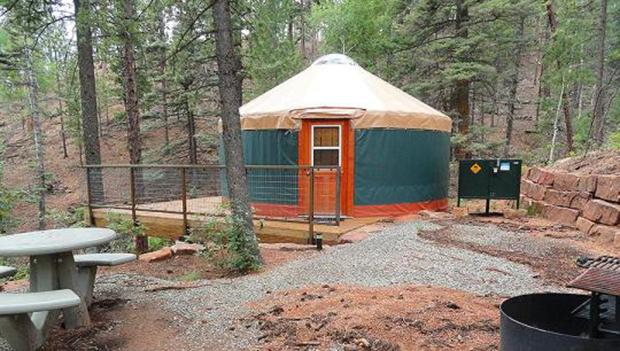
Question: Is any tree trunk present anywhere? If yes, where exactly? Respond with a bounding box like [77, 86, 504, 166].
[546, 1, 573, 153]
[213, 0, 261, 263]
[158, 9, 170, 145]
[121, 0, 147, 252]
[74, 0, 103, 202]
[53, 48, 68, 158]
[504, 17, 525, 157]
[591, 0, 607, 145]
[185, 91, 197, 164]
[24, 47, 46, 230]
[122, 0, 141, 166]
[452, 0, 470, 160]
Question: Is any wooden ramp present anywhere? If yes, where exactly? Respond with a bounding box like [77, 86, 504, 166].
[89, 197, 384, 244]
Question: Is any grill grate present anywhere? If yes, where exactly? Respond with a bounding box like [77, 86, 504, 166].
[570, 256, 620, 297]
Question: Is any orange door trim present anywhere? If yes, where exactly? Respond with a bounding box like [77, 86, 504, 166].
[299, 119, 354, 216]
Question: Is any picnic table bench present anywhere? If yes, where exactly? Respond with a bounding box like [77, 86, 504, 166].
[0, 228, 136, 351]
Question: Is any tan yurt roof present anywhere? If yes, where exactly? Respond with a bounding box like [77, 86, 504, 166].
[240, 54, 451, 132]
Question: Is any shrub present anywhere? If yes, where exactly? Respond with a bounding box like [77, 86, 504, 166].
[191, 216, 261, 273]
[104, 213, 145, 253]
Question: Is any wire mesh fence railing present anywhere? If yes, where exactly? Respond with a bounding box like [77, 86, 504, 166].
[84, 164, 342, 239]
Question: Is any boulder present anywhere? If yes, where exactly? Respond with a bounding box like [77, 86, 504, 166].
[521, 196, 545, 214]
[583, 199, 620, 226]
[171, 242, 205, 256]
[521, 180, 533, 197]
[590, 224, 620, 245]
[553, 172, 581, 191]
[528, 182, 548, 201]
[452, 207, 469, 218]
[139, 247, 173, 263]
[575, 217, 596, 235]
[504, 209, 527, 219]
[542, 205, 579, 227]
[543, 189, 578, 208]
[569, 192, 592, 211]
[529, 167, 554, 186]
[595, 175, 620, 203]
[578, 175, 598, 193]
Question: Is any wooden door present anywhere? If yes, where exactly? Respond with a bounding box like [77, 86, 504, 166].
[299, 119, 352, 216]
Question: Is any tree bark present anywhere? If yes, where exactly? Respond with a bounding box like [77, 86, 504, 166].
[452, 0, 470, 160]
[546, 1, 573, 153]
[74, 0, 103, 202]
[24, 47, 46, 230]
[591, 0, 607, 145]
[52, 48, 68, 158]
[213, 0, 261, 262]
[121, 0, 147, 252]
[504, 16, 525, 157]
[122, 0, 141, 166]
[158, 8, 170, 145]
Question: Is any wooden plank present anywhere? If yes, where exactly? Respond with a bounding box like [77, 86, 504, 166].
[91, 208, 383, 244]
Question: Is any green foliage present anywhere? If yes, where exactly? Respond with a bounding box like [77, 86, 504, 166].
[0, 143, 20, 234]
[607, 131, 620, 150]
[47, 207, 87, 228]
[104, 213, 145, 253]
[243, 0, 303, 98]
[148, 236, 169, 252]
[191, 217, 261, 273]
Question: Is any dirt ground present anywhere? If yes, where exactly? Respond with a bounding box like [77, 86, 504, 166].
[5, 212, 608, 351]
[417, 215, 602, 287]
[250, 285, 500, 351]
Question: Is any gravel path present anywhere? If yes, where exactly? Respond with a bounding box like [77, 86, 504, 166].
[1, 220, 559, 350]
[98, 220, 556, 350]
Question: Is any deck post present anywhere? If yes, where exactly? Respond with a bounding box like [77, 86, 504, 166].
[308, 167, 315, 245]
[335, 166, 341, 226]
[181, 167, 189, 236]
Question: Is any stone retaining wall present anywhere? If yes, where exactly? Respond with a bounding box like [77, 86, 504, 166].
[521, 167, 620, 247]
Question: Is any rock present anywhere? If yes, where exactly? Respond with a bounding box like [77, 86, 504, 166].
[521, 197, 545, 214]
[578, 175, 598, 193]
[569, 192, 592, 211]
[529, 167, 554, 186]
[339, 230, 369, 244]
[503, 209, 526, 219]
[542, 205, 579, 227]
[595, 175, 620, 203]
[452, 207, 469, 218]
[590, 225, 620, 244]
[582, 199, 620, 226]
[525, 182, 547, 201]
[171, 242, 204, 256]
[543, 189, 578, 208]
[575, 217, 596, 235]
[553, 172, 581, 191]
[139, 247, 173, 262]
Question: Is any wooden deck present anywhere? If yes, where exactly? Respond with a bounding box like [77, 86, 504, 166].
[89, 196, 384, 244]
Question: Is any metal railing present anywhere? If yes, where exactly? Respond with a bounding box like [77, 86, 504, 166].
[84, 164, 342, 242]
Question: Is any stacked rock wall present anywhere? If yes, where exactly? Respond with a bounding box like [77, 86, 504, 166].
[521, 167, 620, 246]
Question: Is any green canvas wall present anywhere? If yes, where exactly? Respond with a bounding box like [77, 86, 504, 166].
[354, 129, 450, 205]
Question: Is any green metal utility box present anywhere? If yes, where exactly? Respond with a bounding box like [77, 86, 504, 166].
[457, 159, 522, 213]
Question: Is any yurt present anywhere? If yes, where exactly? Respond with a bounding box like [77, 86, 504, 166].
[239, 54, 451, 218]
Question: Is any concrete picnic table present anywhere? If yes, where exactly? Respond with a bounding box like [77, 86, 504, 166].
[0, 228, 116, 329]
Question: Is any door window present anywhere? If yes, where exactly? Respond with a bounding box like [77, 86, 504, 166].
[312, 126, 340, 166]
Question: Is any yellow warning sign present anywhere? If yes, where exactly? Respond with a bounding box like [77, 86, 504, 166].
[470, 163, 482, 174]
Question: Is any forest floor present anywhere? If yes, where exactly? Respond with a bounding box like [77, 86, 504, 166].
[1, 211, 610, 351]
